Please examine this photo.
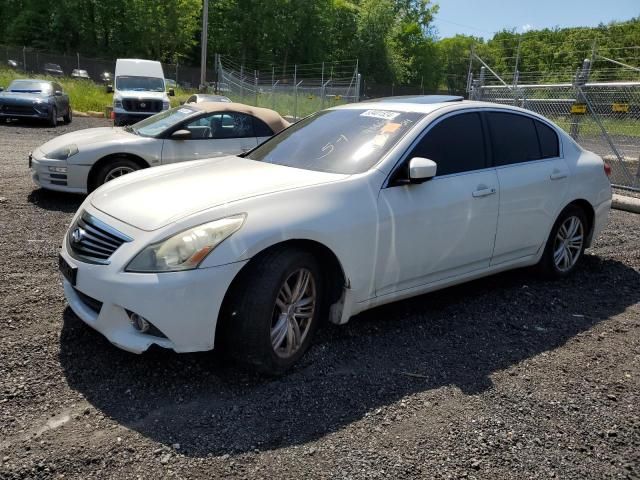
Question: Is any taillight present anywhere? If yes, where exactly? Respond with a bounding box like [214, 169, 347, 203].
[603, 162, 612, 177]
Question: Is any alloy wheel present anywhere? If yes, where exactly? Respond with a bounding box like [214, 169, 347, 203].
[553, 216, 584, 272]
[104, 166, 135, 182]
[270, 268, 317, 358]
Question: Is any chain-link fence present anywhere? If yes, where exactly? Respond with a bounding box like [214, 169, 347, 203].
[468, 46, 640, 192]
[215, 55, 361, 120]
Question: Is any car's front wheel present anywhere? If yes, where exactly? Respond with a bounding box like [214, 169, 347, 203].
[63, 107, 72, 124]
[538, 205, 588, 278]
[49, 106, 57, 127]
[220, 247, 323, 374]
[95, 159, 140, 187]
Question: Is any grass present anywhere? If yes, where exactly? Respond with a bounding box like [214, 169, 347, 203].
[552, 116, 640, 138]
[227, 91, 349, 119]
[0, 68, 193, 113]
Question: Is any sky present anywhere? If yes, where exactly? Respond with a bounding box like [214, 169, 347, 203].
[433, 0, 640, 39]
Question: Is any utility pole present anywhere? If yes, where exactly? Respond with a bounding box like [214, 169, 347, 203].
[200, 0, 209, 91]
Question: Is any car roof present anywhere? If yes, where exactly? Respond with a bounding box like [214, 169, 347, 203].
[191, 102, 291, 132]
[363, 95, 464, 104]
[333, 98, 553, 119]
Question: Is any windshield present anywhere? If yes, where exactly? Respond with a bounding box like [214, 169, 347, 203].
[116, 75, 165, 92]
[7, 80, 52, 94]
[247, 109, 424, 174]
[131, 106, 198, 137]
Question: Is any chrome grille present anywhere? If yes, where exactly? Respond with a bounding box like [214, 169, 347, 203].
[68, 212, 132, 264]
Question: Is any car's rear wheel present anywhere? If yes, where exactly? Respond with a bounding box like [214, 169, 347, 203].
[63, 107, 72, 124]
[220, 247, 323, 374]
[49, 107, 57, 127]
[538, 205, 588, 278]
[95, 159, 140, 186]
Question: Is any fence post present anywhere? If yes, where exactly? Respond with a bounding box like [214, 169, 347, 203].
[356, 73, 361, 102]
[321, 61, 324, 107]
[293, 64, 297, 119]
[571, 58, 591, 140]
[254, 70, 258, 106]
[23, 46, 26, 72]
[466, 45, 474, 97]
[240, 64, 244, 101]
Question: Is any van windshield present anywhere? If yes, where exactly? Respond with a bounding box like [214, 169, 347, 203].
[116, 76, 165, 92]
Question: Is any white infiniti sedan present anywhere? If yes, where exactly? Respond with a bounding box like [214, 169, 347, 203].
[29, 102, 289, 193]
[58, 97, 612, 374]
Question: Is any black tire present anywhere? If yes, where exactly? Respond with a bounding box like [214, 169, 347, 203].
[219, 247, 323, 375]
[94, 158, 141, 188]
[63, 106, 72, 124]
[49, 106, 57, 127]
[537, 204, 588, 279]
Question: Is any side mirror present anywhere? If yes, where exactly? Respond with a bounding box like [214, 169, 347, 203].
[171, 129, 192, 140]
[408, 157, 437, 184]
[168, 88, 175, 97]
[106, 84, 113, 94]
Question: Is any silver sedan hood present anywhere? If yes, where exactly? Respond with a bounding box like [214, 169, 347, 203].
[38, 127, 134, 155]
[90, 157, 347, 231]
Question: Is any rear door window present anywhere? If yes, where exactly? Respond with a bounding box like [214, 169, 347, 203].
[408, 112, 487, 176]
[486, 112, 542, 166]
[535, 120, 560, 158]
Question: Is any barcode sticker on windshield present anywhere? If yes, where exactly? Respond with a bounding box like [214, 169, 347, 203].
[360, 110, 401, 120]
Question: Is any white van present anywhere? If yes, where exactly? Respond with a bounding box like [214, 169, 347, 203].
[108, 59, 174, 126]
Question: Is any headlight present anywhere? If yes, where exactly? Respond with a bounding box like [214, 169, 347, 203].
[162, 101, 170, 110]
[126, 214, 246, 273]
[46, 144, 79, 160]
[114, 99, 123, 108]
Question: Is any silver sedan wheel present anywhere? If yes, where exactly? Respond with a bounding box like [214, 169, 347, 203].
[104, 166, 135, 183]
[271, 268, 317, 359]
[553, 216, 584, 272]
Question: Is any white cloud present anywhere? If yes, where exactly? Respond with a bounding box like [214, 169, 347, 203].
[521, 24, 534, 33]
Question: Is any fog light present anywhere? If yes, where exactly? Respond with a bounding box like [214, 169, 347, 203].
[48, 166, 67, 173]
[129, 312, 150, 333]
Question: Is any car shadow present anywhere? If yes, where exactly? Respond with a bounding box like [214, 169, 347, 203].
[27, 188, 84, 213]
[58, 254, 640, 457]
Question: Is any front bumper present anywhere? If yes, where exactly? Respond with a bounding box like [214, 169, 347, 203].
[60, 218, 247, 353]
[113, 111, 157, 125]
[30, 150, 89, 194]
[0, 103, 50, 119]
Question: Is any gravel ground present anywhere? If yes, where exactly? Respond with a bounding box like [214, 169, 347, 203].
[0, 118, 639, 480]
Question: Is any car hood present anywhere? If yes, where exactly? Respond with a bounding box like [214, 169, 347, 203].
[37, 127, 135, 155]
[90, 157, 347, 231]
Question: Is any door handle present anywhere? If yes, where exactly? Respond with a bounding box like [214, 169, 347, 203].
[550, 171, 567, 180]
[472, 187, 496, 198]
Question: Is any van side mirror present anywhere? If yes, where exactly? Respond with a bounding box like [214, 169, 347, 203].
[55, 90, 63, 97]
[171, 129, 191, 140]
[106, 84, 113, 94]
[168, 88, 175, 97]
[408, 157, 437, 184]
